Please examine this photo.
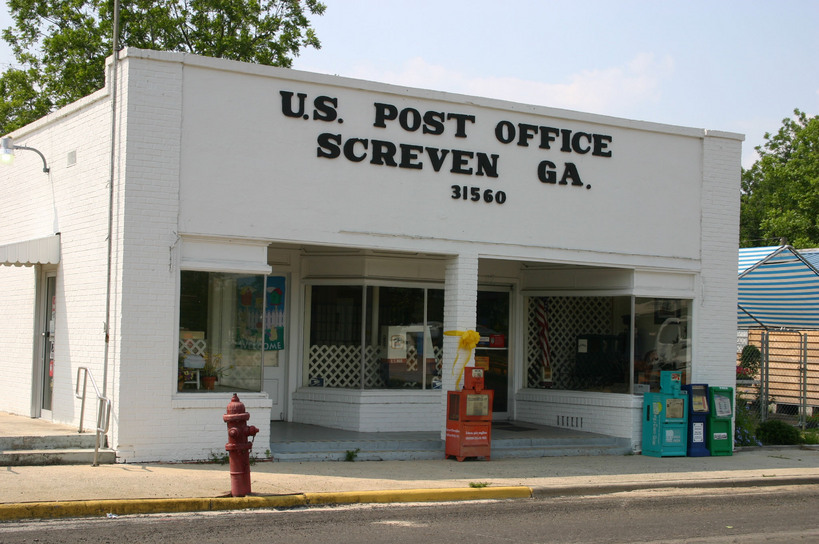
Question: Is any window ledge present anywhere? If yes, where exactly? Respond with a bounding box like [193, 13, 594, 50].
[172, 392, 272, 410]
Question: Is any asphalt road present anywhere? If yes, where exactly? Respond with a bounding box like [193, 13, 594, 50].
[1, 485, 816, 543]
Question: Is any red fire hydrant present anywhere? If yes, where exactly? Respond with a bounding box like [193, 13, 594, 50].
[223, 394, 259, 497]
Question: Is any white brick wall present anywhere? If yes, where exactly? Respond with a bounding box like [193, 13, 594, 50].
[0, 82, 112, 425]
[292, 388, 440, 432]
[106, 56, 275, 462]
[516, 389, 643, 449]
[440, 253, 479, 438]
[0, 266, 37, 415]
[695, 133, 742, 387]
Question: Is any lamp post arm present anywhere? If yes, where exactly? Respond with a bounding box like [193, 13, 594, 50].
[14, 144, 50, 173]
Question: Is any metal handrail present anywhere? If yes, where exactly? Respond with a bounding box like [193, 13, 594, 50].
[75, 367, 112, 466]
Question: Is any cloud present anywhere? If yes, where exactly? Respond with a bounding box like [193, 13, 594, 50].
[345, 53, 675, 117]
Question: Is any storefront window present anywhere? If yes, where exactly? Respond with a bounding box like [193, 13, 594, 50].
[634, 298, 692, 391]
[307, 285, 443, 389]
[525, 296, 692, 393]
[178, 271, 266, 393]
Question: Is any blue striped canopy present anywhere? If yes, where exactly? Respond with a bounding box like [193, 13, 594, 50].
[738, 245, 819, 329]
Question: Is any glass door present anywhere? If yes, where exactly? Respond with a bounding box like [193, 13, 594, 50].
[40, 274, 57, 417]
[475, 289, 510, 416]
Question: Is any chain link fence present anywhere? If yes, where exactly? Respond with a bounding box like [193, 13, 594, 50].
[737, 329, 819, 430]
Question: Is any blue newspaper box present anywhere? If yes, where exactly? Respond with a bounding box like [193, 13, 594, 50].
[642, 371, 688, 457]
[683, 384, 710, 457]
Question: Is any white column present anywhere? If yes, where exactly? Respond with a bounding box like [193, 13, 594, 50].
[441, 252, 478, 439]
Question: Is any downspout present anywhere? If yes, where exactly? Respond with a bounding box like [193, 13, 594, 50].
[103, 0, 121, 398]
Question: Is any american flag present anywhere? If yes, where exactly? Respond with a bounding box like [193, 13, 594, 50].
[535, 297, 552, 383]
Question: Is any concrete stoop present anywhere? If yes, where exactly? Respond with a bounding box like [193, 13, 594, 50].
[269, 435, 631, 462]
[0, 434, 116, 466]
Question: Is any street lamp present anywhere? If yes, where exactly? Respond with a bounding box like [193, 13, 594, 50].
[0, 136, 50, 173]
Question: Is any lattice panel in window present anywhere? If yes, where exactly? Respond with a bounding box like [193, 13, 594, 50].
[179, 338, 208, 357]
[526, 296, 613, 389]
[308, 344, 443, 388]
[363, 345, 385, 388]
[309, 344, 363, 388]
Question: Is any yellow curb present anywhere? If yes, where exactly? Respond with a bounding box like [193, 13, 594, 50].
[304, 486, 533, 506]
[0, 487, 533, 521]
[0, 495, 309, 521]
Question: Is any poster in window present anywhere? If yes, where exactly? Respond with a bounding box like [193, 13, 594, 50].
[265, 276, 286, 351]
[235, 276, 286, 351]
[235, 276, 264, 351]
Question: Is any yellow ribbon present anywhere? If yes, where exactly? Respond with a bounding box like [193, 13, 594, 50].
[444, 329, 481, 389]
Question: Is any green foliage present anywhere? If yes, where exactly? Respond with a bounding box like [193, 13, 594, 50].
[469, 481, 490, 488]
[737, 344, 761, 380]
[739, 345, 761, 374]
[344, 448, 360, 462]
[0, 0, 326, 134]
[740, 109, 819, 248]
[208, 450, 229, 464]
[755, 419, 801, 445]
[0, 67, 52, 133]
[734, 393, 761, 447]
[802, 430, 819, 445]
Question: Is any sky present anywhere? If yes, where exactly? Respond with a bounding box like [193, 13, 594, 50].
[2, 0, 818, 169]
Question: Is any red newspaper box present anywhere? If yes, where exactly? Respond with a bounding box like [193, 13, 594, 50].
[445, 367, 493, 461]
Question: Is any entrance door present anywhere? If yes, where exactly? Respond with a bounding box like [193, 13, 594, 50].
[38, 274, 57, 419]
[475, 289, 510, 418]
[263, 275, 287, 420]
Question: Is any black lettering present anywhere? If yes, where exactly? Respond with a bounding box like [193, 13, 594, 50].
[312, 96, 338, 122]
[373, 103, 398, 128]
[517, 123, 538, 147]
[561, 129, 572, 152]
[399, 144, 424, 169]
[425, 147, 450, 172]
[316, 133, 341, 159]
[422, 111, 445, 135]
[560, 162, 583, 186]
[446, 113, 475, 138]
[370, 139, 398, 166]
[495, 121, 515, 144]
[450, 150, 474, 175]
[571, 132, 592, 154]
[476, 153, 499, 178]
[399, 108, 422, 132]
[280, 91, 307, 118]
[538, 160, 557, 183]
[538, 127, 560, 149]
[343, 138, 368, 162]
[593, 134, 613, 157]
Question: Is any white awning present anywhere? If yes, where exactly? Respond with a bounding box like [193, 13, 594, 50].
[0, 234, 60, 267]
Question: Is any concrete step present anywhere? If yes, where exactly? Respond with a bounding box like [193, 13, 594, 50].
[269, 435, 631, 462]
[0, 433, 100, 451]
[0, 447, 116, 466]
[0, 433, 115, 466]
[491, 443, 633, 459]
[271, 438, 442, 454]
[272, 449, 444, 462]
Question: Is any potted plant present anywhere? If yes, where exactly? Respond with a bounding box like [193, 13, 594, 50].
[201, 352, 226, 390]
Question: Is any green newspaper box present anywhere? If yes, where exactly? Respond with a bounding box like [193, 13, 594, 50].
[707, 386, 733, 456]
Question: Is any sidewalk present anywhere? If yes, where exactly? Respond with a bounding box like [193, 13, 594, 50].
[3, 446, 819, 521]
